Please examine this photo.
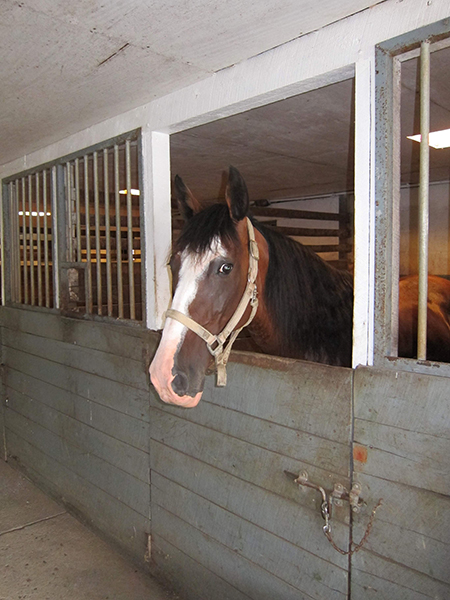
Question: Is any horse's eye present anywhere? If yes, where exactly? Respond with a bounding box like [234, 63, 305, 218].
[218, 263, 233, 275]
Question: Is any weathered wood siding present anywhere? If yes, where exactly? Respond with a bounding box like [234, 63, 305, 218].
[0, 306, 157, 561]
[0, 306, 354, 598]
[352, 367, 450, 600]
[149, 353, 353, 600]
[2, 306, 448, 599]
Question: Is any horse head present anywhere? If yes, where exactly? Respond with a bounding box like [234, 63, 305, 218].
[150, 167, 262, 407]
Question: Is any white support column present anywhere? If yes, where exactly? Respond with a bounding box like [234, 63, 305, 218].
[0, 185, 4, 306]
[141, 129, 172, 330]
[352, 52, 376, 367]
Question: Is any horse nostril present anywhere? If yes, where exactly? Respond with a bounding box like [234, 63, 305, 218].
[172, 371, 189, 396]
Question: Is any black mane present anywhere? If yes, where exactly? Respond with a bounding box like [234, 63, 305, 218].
[254, 221, 353, 366]
[175, 204, 353, 367]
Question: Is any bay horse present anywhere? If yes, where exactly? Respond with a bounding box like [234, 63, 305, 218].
[150, 167, 450, 407]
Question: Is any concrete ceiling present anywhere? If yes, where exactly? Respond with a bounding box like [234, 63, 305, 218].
[2, 1, 450, 203]
[171, 44, 450, 203]
[1, 0, 384, 166]
[170, 77, 356, 202]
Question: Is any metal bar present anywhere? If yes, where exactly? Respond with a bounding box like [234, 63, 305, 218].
[417, 40, 430, 360]
[373, 48, 403, 362]
[21, 177, 28, 304]
[7, 183, 13, 302]
[66, 162, 74, 262]
[1, 180, 13, 306]
[251, 207, 343, 221]
[36, 172, 42, 306]
[0, 183, 5, 305]
[104, 148, 113, 316]
[75, 158, 82, 262]
[84, 155, 93, 313]
[51, 166, 60, 309]
[43, 169, 50, 307]
[8, 183, 14, 302]
[390, 56, 402, 357]
[28, 174, 35, 305]
[262, 226, 343, 237]
[10, 181, 19, 302]
[94, 151, 102, 315]
[114, 144, 124, 318]
[126, 139, 135, 319]
[136, 131, 145, 325]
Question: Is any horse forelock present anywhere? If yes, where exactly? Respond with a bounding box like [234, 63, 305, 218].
[174, 204, 239, 256]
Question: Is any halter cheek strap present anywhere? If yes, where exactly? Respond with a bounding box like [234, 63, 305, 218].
[165, 217, 259, 387]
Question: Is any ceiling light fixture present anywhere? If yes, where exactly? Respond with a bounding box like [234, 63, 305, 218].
[119, 188, 140, 195]
[18, 211, 51, 217]
[407, 128, 450, 149]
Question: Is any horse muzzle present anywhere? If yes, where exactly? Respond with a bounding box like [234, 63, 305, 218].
[149, 336, 206, 407]
[150, 361, 203, 407]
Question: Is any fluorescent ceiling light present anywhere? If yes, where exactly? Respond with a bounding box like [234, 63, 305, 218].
[407, 128, 450, 149]
[19, 211, 51, 216]
[119, 188, 140, 195]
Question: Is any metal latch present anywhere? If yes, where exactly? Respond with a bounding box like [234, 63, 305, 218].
[290, 470, 364, 513]
[285, 470, 382, 556]
[332, 480, 363, 513]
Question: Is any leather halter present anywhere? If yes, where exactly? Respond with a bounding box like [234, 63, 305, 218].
[165, 217, 259, 387]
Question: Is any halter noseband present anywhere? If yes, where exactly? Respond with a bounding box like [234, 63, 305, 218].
[165, 217, 259, 387]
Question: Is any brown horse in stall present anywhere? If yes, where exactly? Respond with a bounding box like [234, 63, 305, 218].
[150, 167, 450, 407]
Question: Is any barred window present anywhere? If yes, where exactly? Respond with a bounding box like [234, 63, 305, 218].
[6, 169, 55, 308]
[3, 130, 142, 323]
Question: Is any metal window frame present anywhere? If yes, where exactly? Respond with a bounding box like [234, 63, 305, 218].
[374, 18, 450, 376]
[1, 168, 58, 310]
[1, 128, 144, 325]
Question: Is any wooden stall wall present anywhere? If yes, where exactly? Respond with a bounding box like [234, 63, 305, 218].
[351, 367, 450, 599]
[0, 307, 156, 562]
[1, 305, 449, 599]
[0, 304, 354, 598]
[149, 354, 353, 600]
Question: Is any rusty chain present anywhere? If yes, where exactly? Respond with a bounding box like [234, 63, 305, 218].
[321, 497, 383, 556]
[287, 471, 383, 556]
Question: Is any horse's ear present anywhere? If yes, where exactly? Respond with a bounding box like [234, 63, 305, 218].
[225, 166, 249, 222]
[173, 175, 202, 220]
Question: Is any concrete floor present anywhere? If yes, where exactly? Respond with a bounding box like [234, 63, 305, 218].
[0, 459, 176, 600]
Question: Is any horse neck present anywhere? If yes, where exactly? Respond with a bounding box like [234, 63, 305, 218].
[248, 222, 353, 366]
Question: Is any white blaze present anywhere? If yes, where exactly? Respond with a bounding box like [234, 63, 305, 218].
[150, 240, 224, 407]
